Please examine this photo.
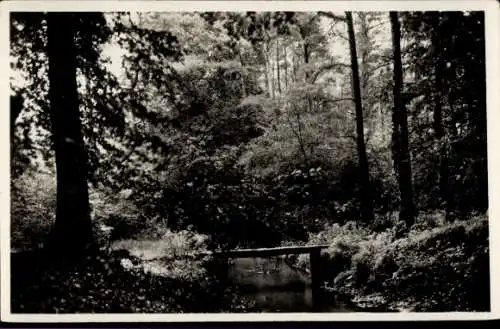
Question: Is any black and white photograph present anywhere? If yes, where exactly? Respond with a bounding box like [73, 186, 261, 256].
[2, 0, 498, 321]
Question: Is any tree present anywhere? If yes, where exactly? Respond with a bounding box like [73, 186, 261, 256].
[400, 11, 486, 216]
[354, 12, 393, 149]
[429, 13, 450, 213]
[276, 37, 281, 94]
[45, 13, 93, 255]
[11, 12, 184, 252]
[390, 11, 415, 226]
[345, 12, 374, 223]
[316, 11, 375, 223]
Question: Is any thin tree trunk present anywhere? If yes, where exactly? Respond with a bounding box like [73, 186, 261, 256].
[287, 106, 308, 163]
[262, 39, 272, 98]
[304, 41, 313, 112]
[284, 45, 288, 90]
[293, 51, 296, 81]
[271, 48, 276, 99]
[358, 12, 370, 94]
[390, 11, 415, 226]
[46, 12, 93, 256]
[358, 12, 373, 142]
[304, 40, 310, 81]
[276, 38, 281, 94]
[265, 38, 275, 99]
[295, 111, 308, 163]
[346, 11, 374, 223]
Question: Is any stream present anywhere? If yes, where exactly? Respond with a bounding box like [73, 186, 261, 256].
[227, 257, 355, 312]
[113, 243, 359, 312]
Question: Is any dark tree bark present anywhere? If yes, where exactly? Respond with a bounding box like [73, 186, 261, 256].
[303, 42, 309, 65]
[271, 47, 276, 99]
[390, 12, 415, 226]
[346, 11, 374, 223]
[46, 13, 93, 256]
[303, 41, 313, 112]
[276, 38, 281, 93]
[284, 45, 288, 90]
[10, 94, 23, 132]
[292, 50, 297, 81]
[10, 94, 24, 179]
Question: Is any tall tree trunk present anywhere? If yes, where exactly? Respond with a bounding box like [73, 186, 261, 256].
[303, 42, 310, 65]
[292, 42, 298, 82]
[46, 13, 93, 256]
[10, 94, 23, 133]
[431, 13, 450, 213]
[346, 11, 374, 223]
[276, 38, 281, 94]
[265, 38, 275, 99]
[284, 45, 288, 91]
[358, 12, 370, 93]
[10, 94, 24, 179]
[358, 12, 373, 142]
[390, 12, 415, 226]
[304, 41, 313, 112]
[271, 46, 276, 99]
[262, 39, 272, 98]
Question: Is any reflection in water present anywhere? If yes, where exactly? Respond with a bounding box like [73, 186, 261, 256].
[227, 257, 354, 312]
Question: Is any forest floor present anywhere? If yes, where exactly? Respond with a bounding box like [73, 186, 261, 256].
[10, 248, 255, 313]
[9, 247, 378, 313]
[10, 213, 490, 313]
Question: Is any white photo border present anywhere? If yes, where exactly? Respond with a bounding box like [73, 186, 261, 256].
[1, 0, 498, 323]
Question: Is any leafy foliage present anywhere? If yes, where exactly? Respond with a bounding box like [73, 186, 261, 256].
[10, 10, 488, 312]
[299, 213, 489, 311]
[11, 171, 56, 251]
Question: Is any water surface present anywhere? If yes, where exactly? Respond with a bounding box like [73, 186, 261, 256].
[228, 257, 355, 312]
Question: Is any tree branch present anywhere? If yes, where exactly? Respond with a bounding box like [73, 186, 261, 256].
[366, 61, 392, 75]
[286, 105, 308, 162]
[329, 30, 349, 41]
[328, 97, 354, 104]
[366, 20, 389, 32]
[319, 11, 347, 22]
[311, 62, 350, 83]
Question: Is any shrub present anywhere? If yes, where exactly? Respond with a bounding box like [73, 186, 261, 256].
[89, 186, 161, 244]
[300, 212, 489, 311]
[10, 171, 149, 251]
[11, 171, 56, 251]
[111, 229, 211, 282]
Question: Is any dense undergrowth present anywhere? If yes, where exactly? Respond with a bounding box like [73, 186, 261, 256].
[11, 246, 259, 313]
[11, 171, 489, 312]
[10, 174, 257, 313]
[287, 212, 489, 311]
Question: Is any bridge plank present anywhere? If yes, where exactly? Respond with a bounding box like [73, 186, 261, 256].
[204, 244, 330, 258]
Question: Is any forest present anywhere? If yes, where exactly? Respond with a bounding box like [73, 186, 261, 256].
[9, 10, 489, 313]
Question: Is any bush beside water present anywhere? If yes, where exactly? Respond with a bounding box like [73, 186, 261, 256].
[292, 212, 489, 311]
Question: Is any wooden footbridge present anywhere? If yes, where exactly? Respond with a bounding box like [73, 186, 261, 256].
[203, 244, 330, 309]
